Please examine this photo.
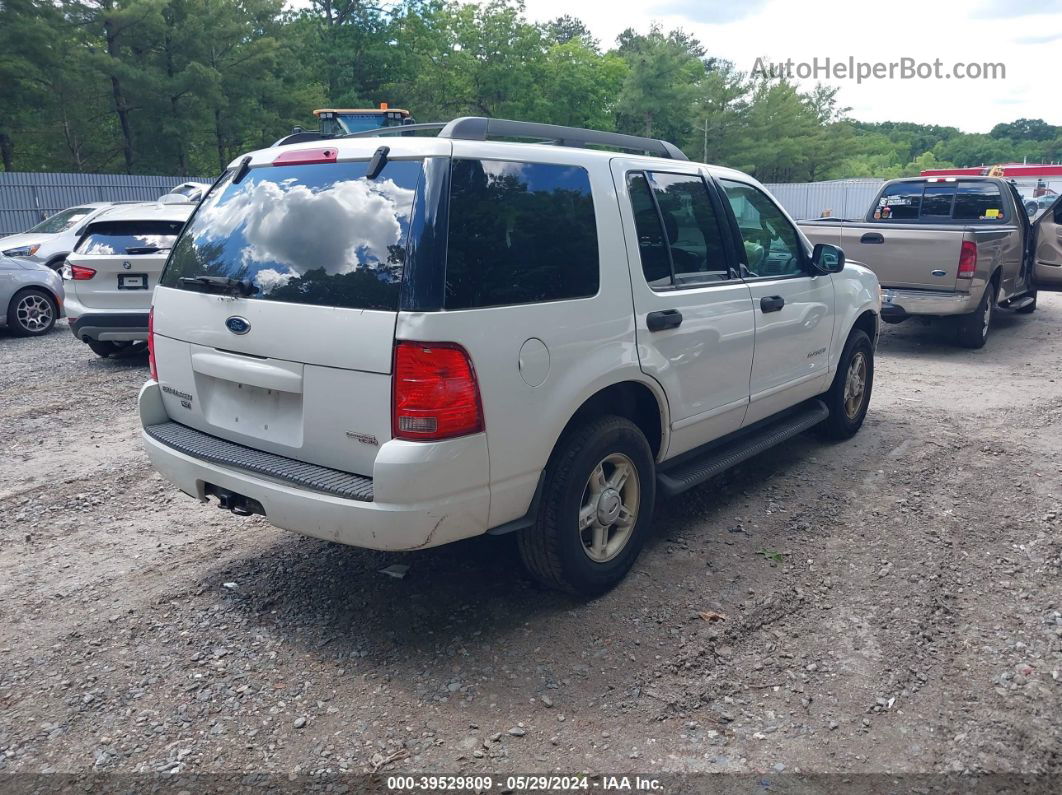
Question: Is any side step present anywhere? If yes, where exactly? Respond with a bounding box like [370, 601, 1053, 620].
[1004, 295, 1035, 310]
[656, 400, 829, 499]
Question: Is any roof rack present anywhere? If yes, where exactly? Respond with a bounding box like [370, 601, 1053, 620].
[338, 117, 689, 160]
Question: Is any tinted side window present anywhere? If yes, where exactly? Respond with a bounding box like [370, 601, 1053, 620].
[874, 183, 922, 220]
[76, 220, 184, 255]
[445, 159, 598, 309]
[719, 180, 805, 278]
[627, 173, 675, 288]
[954, 183, 1006, 220]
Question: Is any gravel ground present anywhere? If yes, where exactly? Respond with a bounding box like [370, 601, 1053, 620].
[1, 299, 1061, 781]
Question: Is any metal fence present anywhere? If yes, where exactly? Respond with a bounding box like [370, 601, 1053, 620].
[0, 172, 213, 236]
[764, 179, 884, 221]
[0, 170, 885, 237]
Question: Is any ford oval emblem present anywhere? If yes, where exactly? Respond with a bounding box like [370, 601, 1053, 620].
[225, 316, 250, 335]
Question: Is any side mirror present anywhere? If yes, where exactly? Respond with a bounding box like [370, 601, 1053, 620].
[811, 243, 845, 274]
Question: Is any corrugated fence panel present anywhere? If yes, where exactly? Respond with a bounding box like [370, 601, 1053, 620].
[764, 179, 884, 221]
[0, 171, 213, 236]
[1, 171, 886, 235]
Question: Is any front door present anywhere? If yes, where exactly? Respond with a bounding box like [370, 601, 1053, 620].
[1032, 195, 1062, 291]
[611, 160, 755, 458]
[716, 178, 836, 426]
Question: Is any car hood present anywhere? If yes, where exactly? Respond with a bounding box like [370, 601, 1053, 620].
[0, 232, 51, 250]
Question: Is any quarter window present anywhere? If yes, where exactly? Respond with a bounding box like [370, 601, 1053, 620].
[444, 159, 599, 309]
[627, 171, 731, 289]
[719, 180, 805, 278]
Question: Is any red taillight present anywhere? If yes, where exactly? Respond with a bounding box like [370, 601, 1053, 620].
[957, 240, 977, 278]
[70, 264, 96, 280]
[393, 341, 483, 441]
[148, 307, 158, 382]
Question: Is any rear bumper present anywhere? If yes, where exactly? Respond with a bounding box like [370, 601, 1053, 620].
[68, 311, 148, 342]
[138, 381, 491, 551]
[880, 287, 980, 320]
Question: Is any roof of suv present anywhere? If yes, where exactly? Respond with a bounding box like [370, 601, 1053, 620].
[232, 117, 762, 190]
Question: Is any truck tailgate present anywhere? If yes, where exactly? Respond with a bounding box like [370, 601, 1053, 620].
[802, 221, 964, 290]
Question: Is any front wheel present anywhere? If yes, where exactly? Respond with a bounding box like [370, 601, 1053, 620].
[817, 328, 874, 440]
[7, 288, 57, 337]
[518, 416, 656, 596]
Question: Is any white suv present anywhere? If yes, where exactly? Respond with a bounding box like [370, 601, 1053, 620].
[64, 201, 193, 357]
[140, 118, 880, 594]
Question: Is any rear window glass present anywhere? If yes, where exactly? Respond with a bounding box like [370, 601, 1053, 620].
[29, 207, 94, 234]
[76, 220, 184, 255]
[161, 159, 422, 311]
[444, 159, 599, 309]
[873, 183, 922, 220]
[874, 181, 1006, 222]
[954, 183, 1006, 220]
[920, 184, 955, 216]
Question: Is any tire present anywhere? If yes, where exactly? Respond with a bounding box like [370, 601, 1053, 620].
[956, 280, 997, 349]
[817, 328, 874, 440]
[518, 416, 656, 596]
[86, 340, 118, 358]
[1015, 289, 1037, 315]
[1026, 201, 1038, 216]
[7, 288, 57, 337]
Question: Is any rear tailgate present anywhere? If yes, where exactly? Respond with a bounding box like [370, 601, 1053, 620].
[150, 140, 442, 477]
[836, 224, 965, 290]
[152, 290, 395, 476]
[68, 216, 185, 310]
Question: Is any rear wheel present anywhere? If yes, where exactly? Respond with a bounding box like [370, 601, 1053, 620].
[956, 280, 997, 349]
[86, 340, 119, 358]
[817, 329, 874, 440]
[7, 288, 57, 337]
[518, 416, 656, 596]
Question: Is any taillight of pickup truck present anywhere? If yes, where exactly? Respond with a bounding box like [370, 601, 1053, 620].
[957, 240, 977, 279]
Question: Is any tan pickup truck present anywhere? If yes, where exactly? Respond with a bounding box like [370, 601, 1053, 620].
[800, 177, 1062, 347]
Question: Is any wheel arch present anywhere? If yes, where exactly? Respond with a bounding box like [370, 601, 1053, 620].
[557, 379, 668, 462]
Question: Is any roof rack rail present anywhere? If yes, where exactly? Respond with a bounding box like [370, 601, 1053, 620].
[338, 117, 688, 160]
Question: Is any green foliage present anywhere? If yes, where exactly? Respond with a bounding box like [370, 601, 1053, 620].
[2, 0, 1058, 180]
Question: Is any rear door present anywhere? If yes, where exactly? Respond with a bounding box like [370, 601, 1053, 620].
[68, 218, 185, 310]
[152, 143, 437, 476]
[1032, 195, 1062, 291]
[610, 159, 755, 456]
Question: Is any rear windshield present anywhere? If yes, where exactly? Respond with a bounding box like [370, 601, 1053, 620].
[75, 220, 185, 255]
[161, 159, 422, 311]
[873, 181, 1006, 222]
[29, 207, 94, 234]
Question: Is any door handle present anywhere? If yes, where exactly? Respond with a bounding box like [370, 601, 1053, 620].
[860, 232, 885, 244]
[646, 309, 683, 332]
[760, 295, 785, 313]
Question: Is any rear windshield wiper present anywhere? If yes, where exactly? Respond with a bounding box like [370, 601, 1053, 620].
[179, 275, 257, 297]
[125, 246, 165, 255]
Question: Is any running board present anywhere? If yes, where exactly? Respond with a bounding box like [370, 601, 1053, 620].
[1004, 295, 1035, 310]
[656, 400, 829, 499]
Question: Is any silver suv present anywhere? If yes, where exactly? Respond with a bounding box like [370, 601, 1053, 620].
[141, 118, 881, 594]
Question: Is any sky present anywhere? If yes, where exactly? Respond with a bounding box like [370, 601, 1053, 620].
[517, 0, 1062, 133]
